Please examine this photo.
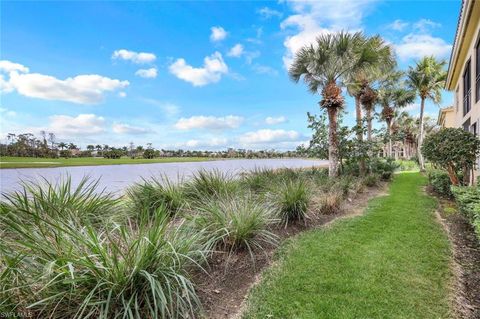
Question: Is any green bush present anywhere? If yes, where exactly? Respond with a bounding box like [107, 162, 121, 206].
[191, 195, 278, 253]
[0, 181, 209, 318]
[126, 176, 184, 216]
[270, 179, 310, 224]
[427, 170, 452, 198]
[451, 186, 480, 238]
[370, 157, 398, 181]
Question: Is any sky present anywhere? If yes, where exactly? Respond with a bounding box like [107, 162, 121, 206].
[0, 0, 461, 151]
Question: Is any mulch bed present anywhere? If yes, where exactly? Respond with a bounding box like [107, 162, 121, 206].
[434, 193, 480, 319]
[193, 183, 389, 319]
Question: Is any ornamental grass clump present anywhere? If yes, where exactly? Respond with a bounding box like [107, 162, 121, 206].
[184, 169, 239, 200]
[126, 176, 185, 216]
[191, 195, 278, 254]
[317, 190, 343, 215]
[242, 168, 277, 192]
[0, 177, 119, 226]
[0, 179, 209, 319]
[271, 179, 310, 224]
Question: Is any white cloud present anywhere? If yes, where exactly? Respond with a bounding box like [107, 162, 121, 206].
[118, 91, 127, 98]
[265, 116, 287, 125]
[388, 19, 409, 31]
[280, 0, 375, 68]
[141, 98, 180, 117]
[181, 137, 228, 148]
[135, 67, 158, 78]
[169, 52, 228, 86]
[175, 115, 243, 130]
[252, 64, 279, 76]
[395, 34, 452, 61]
[112, 123, 152, 134]
[257, 7, 283, 19]
[0, 60, 29, 73]
[4, 71, 129, 104]
[210, 26, 228, 42]
[227, 44, 244, 57]
[48, 114, 105, 136]
[413, 19, 441, 33]
[238, 129, 301, 144]
[112, 49, 156, 64]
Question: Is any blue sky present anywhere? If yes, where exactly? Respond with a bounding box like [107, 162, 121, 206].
[0, 0, 460, 150]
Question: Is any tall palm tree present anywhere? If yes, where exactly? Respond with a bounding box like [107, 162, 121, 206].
[346, 36, 395, 174]
[407, 56, 447, 170]
[289, 32, 382, 177]
[57, 142, 67, 150]
[377, 73, 415, 157]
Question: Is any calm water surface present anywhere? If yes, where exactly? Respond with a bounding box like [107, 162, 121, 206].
[0, 159, 328, 195]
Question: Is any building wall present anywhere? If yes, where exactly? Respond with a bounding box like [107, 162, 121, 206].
[451, 9, 480, 133]
[449, 3, 480, 183]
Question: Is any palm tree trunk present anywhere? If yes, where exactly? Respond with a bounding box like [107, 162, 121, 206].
[367, 108, 372, 141]
[387, 118, 392, 157]
[355, 95, 366, 175]
[327, 107, 339, 177]
[418, 97, 426, 171]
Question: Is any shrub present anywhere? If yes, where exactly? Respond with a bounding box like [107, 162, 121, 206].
[370, 157, 398, 181]
[451, 186, 480, 238]
[270, 180, 310, 224]
[191, 195, 278, 253]
[427, 170, 452, 198]
[0, 192, 208, 318]
[363, 174, 380, 187]
[316, 190, 343, 215]
[422, 128, 480, 185]
[126, 176, 184, 216]
[184, 170, 238, 200]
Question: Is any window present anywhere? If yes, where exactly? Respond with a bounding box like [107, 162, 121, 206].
[464, 59, 471, 116]
[463, 118, 471, 131]
[472, 122, 477, 136]
[476, 34, 480, 103]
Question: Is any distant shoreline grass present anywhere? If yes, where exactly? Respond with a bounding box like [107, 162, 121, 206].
[0, 156, 218, 169]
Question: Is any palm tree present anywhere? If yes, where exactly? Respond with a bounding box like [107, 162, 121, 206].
[58, 142, 67, 150]
[289, 32, 382, 177]
[377, 72, 415, 157]
[407, 56, 447, 170]
[346, 35, 395, 174]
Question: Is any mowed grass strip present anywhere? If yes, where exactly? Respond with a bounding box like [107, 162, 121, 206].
[243, 172, 452, 319]
[0, 156, 216, 168]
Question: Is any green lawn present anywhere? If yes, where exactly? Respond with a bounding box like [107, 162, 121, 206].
[0, 156, 216, 169]
[243, 172, 452, 319]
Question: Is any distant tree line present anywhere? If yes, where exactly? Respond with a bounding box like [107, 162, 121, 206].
[0, 132, 302, 159]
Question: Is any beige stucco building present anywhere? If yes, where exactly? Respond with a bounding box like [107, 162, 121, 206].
[437, 107, 455, 128]
[445, 0, 480, 182]
[446, 0, 480, 132]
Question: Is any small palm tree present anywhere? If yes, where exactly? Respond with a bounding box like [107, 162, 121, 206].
[289, 32, 383, 176]
[407, 56, 447, 170]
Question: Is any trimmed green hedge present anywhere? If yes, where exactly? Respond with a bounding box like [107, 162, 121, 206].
[451, 186, 480, 239]
[427, 170, 453, 198]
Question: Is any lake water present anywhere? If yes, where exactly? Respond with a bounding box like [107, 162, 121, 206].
[0, 159, 328, 195]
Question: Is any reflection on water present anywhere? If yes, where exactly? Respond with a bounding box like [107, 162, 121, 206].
[0, 159, 328, 195]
